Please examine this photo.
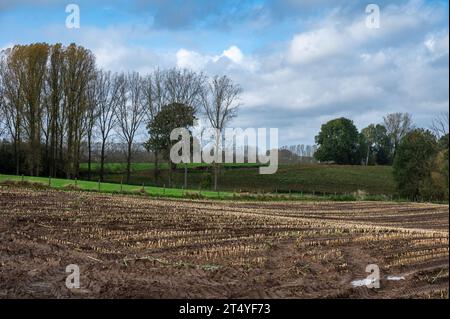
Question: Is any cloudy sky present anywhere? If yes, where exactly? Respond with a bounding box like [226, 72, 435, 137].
[0, 0, 448, 145]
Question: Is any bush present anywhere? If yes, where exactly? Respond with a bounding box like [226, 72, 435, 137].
[393, 129, 446, 201]
[314, 118, 363, 165]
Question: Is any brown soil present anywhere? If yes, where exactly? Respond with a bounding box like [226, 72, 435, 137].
[0, 186, 448, 299]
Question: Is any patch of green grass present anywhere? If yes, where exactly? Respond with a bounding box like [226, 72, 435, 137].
[91, 163, 396, 196]
[0, 174, 231, 199]
[0, 164, 401, 202]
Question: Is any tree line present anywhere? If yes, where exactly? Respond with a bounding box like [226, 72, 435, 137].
[314, 112, 449, 201]
[0, 43, 241, 189]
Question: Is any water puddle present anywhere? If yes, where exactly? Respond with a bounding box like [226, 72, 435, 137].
[351, 278, 375, 287]
[351, 275, 406, 287]
[387, 276, 405, 281]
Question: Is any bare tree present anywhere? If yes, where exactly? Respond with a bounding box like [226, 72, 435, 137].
[143, 68, 205, 185]
[201, 75, 242, 190]
[0, 76, 5, 139]
[115, 72, 147, 183]
[96, 71, 124, 181]
[0, 49, 23, 175]
[383, 112, 413, 158]
[165, 68, 206, 188]
[142, 70, 165, 182]
[165, 68, 206, 112]
[84, 71, 100, 180]
[0, 57, 5, 137]
[431, 111, 449, 139]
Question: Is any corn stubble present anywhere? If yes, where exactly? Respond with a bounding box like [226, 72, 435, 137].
[0, 185, 448, 298]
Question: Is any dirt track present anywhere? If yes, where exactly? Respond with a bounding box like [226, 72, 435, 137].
[0, 186, 448, 298]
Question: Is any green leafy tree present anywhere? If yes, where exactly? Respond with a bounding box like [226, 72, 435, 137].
[383, 112, 413, 158]
[146, 102, 195, 187]
[361, 124, 392, 165]
[314, 117, 362, 165]
[393, 129, 438, 200]
[437, 133, 449, 199]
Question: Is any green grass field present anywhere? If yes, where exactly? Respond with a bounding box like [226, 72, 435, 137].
[0, 173, 230, 199]
[0, 172, 400, 202]
[82, 163, 396, 196]
[1, 163, 397, 202]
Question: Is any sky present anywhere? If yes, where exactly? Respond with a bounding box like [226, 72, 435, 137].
[0, 0, 448, 145]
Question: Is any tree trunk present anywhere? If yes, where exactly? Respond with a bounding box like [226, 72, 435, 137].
[14, 137, 19, 176]
[154, 149, 159, 183]
[126, 142, 132, 184]
[44, 134, 49, 176]
[100, 139, 106, 182]
[75, 139, 81, 178]
[366, 144, 370, 166]
[87, 133, 92, 180]
[59, 129, 64, 176]
[168, 163, 172, 188]
[214, 163, 218, 191]
[184, 164, 188, 189]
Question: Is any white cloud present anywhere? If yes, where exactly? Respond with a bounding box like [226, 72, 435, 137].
[175, 45, 258, 73]
[288, 28, 346, 64]
[424, 31, 449, 57]
[176, 48, 208, 70]
[3, 0, 445, 146]
[222, 46, 244, 64]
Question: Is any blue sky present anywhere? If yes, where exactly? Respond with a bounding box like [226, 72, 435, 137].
[0, 0, 449, 145]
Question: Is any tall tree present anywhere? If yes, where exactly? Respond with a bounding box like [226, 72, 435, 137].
[142, 70, 165, 182]
[143, 68, 205, 184]
[84, 71, 100, 180]
[361, 124, 392, 165]
[12, 44, 49, 176]
[431, 111, 449, 140]
[314, 117, 362, 165]
[383, 113, 413, 158]
[165, 68, 206, 187]
[115, 72, 147, 183]
[62, 44, 95, 178]
[147, 102, 195, 188]
[201, 75, 241, 190]
[45, 44, 65, 177]
[165, 68, 205, 111]
[393, 129, 438, 200]
[0, 48, 23, 175]
[361, 124, 376, 166]
[96, 71, 123, 181]
[0, 61, 5, 138]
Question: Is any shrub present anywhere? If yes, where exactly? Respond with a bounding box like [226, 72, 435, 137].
[393, 129, 445, 201]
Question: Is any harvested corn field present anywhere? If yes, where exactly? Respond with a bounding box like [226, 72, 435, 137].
[0, 186, 448, 299]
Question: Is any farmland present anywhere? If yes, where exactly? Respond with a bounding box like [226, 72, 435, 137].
[0, 185, 448, 298]
[80, 163, 396, 196]
[0, 174, 396, 202]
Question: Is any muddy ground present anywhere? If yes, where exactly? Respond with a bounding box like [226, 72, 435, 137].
[0, 186, 448, 298]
